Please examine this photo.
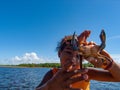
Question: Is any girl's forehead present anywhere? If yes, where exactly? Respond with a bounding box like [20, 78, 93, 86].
[63, 47, 72, 52]
[61, 36, 72, 44]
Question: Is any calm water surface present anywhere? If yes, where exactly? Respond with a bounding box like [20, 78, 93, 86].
[0, 67, 120, 90]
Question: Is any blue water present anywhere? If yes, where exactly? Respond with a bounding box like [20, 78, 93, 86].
[0, 67, 120, 90]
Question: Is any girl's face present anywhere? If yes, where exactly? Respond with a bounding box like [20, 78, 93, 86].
[59, 45, 80, 71]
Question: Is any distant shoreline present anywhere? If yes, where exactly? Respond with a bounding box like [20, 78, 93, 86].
[0, 63, 94, 68]
[0, 65, 52, 68]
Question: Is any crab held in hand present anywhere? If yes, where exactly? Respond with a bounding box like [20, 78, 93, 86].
[78, 30, 106, 58]
[77, 30, 113, 69]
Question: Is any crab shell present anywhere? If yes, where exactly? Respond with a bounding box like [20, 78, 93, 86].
[77, 30, 104, 58]
[78, 44, 100, 58]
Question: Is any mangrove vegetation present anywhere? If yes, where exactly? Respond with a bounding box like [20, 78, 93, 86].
[0, 63, 94, 68]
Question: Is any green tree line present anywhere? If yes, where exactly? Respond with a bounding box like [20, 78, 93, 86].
[17, 63, 94, 68]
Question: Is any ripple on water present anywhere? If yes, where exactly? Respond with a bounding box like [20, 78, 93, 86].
[0, 67, 120, 90]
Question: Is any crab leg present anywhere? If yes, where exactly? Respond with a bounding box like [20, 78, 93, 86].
[99, 29, 106, 52]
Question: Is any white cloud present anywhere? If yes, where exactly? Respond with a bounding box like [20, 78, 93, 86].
[8, 52, 59, 65]
[1, 52, 120, 65]
[10, 53, 120, 65]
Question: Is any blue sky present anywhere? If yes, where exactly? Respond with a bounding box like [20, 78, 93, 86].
[0, 0, 120, 64]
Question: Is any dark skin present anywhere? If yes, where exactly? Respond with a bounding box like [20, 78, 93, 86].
[36, 46, 119, 90]
[59, 46, 119, 82]
[36, 63, 88, 90]
[86, 49, 120, 81]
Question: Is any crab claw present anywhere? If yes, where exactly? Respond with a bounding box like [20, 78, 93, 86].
[99, 29, 106, 52]
[71, 32, 78, 51]
[77, 30, 91, 44]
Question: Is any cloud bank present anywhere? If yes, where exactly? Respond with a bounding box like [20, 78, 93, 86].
[1, 52, 120, 65]
[2, 52, 59, 65]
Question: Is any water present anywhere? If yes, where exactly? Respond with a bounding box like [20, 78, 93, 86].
[0, 67, 50, 90]
[0, 67, 120, 90]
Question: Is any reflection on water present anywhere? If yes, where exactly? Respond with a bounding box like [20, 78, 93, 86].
[0, 67, 50, 90]
[0, 67, 120, 90]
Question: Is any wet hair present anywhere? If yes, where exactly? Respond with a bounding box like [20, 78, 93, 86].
[56, 36, 73, 52]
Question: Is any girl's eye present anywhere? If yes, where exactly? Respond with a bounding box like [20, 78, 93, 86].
[65, 51, 72, 55]
[76, 55, 80, 58]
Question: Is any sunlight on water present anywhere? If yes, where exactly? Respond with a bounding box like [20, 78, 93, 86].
[0, 67, 120, 90]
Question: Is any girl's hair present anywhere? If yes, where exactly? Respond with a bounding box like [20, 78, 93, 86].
[56, 35, 73, 52]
